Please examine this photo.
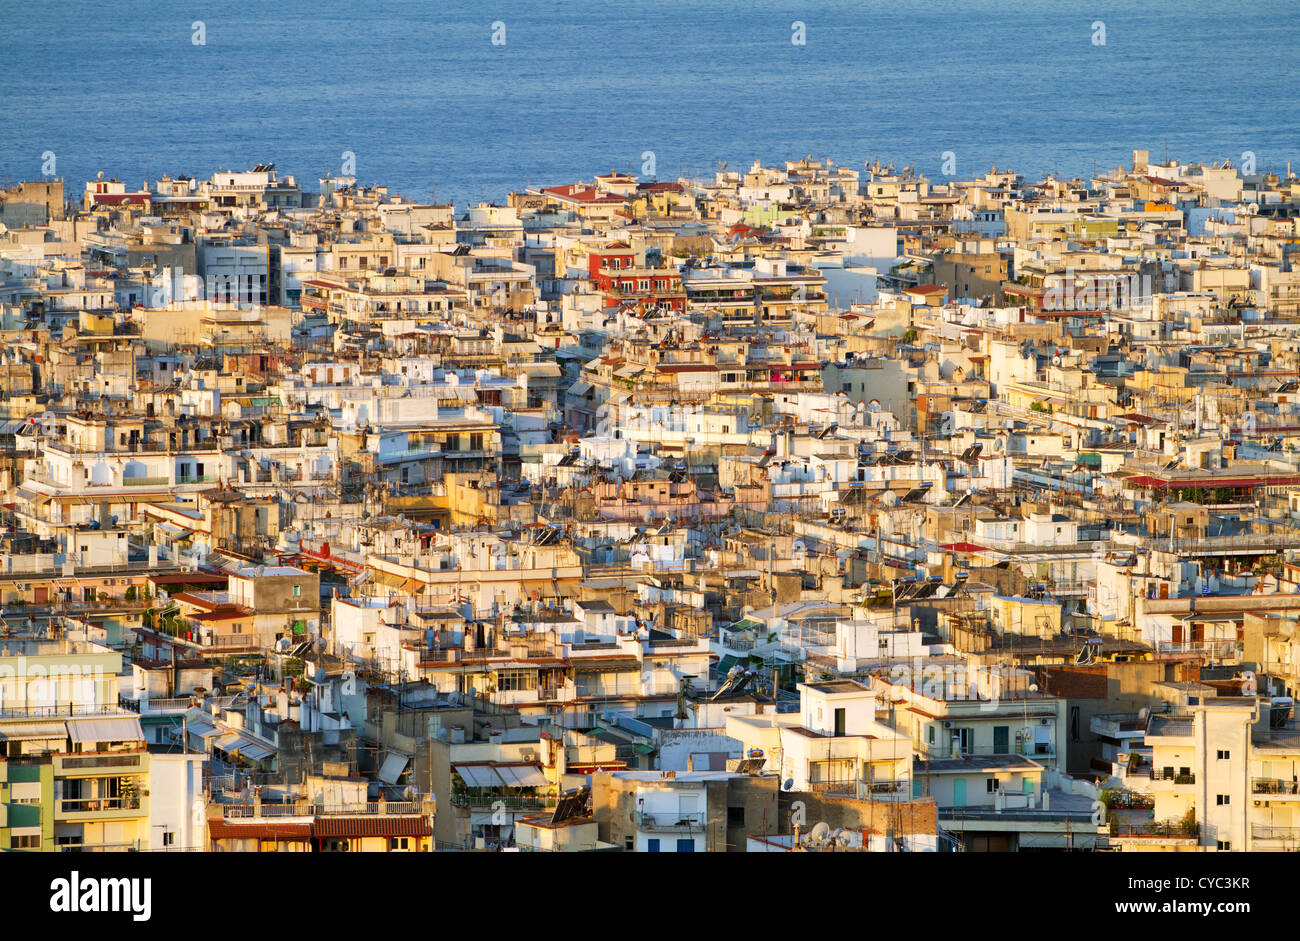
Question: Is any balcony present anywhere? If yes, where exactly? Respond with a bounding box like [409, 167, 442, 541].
[220, 801, 433, 818]
[449, 794, 553, 813]
[1151, 769, 1196, 785]
[118, 695, 195, 715]
[1252, 778, 1300, 796]
[638, 811, 705, 832]
[865, 780, 909, 797]
[1111, 821, 1200, 843]
[55, 794, 148, 821]
[1251, 825, 1300, 845]
[1091, 713, 1147, 739]
[55, 752, 145, 776]
[123, 476, 171, 487]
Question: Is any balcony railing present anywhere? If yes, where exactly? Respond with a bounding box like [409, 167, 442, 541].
[123, 476, 171, 487]
[638, 811, 705, 831]
[1252, 825, 1300, 842]
[58, 752, 143, 772]
[865, 780, 909, 796]
[1111, 821, 1199, 840]
[1252, 778, 1300, 795]
[0, 704, 126, 719]
[220, 801, 431, 817]
[449, 794, 552, 812]
[58, 796, 142, 814]
[1152, 770, 1196, 784]
[119, 695, 195, 714]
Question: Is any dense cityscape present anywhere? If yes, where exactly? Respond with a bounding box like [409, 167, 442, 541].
[2, 149, 1300, 858]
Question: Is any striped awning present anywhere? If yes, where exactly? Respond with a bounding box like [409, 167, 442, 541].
[453, 762, 547, 789]
[67, 716, 144, 745]
[0, 721, 69, 741]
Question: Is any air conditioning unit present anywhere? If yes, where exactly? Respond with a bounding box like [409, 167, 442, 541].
[942, 721, 953, 729]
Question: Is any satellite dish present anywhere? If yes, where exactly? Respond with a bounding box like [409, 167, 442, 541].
[809, 821, 832, 845]
[834, 829, 852, 847]
[782, 778, 795, 791]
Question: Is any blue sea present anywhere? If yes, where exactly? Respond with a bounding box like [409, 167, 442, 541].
[1, 0, 1296, 208]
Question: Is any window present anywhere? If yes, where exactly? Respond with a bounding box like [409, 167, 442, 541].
[727, 806, 745, 827]
[1217, 750, 1231, 760]
[646, 838, 660, 853]
[389, 837, 409, 850]
[293, 585, 301, 598]
[497, 670, 536, 692]
[11, 834, 40, 849]
[1216, 794, 1230, 806]
[987, 778, 1000, 793]
[1217, 840, 1231, 851]
[676, 838, 695, 852]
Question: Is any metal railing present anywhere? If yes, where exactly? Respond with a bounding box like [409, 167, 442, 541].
[119, 695, 195, 714]
[1111, 821, 1199, 840]
[220, 801, 430, 818]
[449, 794, 552, 812]
[60, 753, 143, 771]
[0, 704, 127, 719]
[638, 811, 705, 831]
[58, 796, 142, 814]
[1253, 778, 1300, 795]
[1252, 825, 1300, 842]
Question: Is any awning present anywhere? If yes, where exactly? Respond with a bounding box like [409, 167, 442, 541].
[378, 752, 411, 785]
[236, 740, 274, 761]
[568, 381, 593, 397]
[186, 719, 218, 738]
[0, 722, 69, 742]
[454, 762, 547, 788]
[66, 716, 144, 745]
[212, 731, 273, 760]
[614, 364, 645, 379]
[453, 764, 497, 788]
[495, 764, 548, 788]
